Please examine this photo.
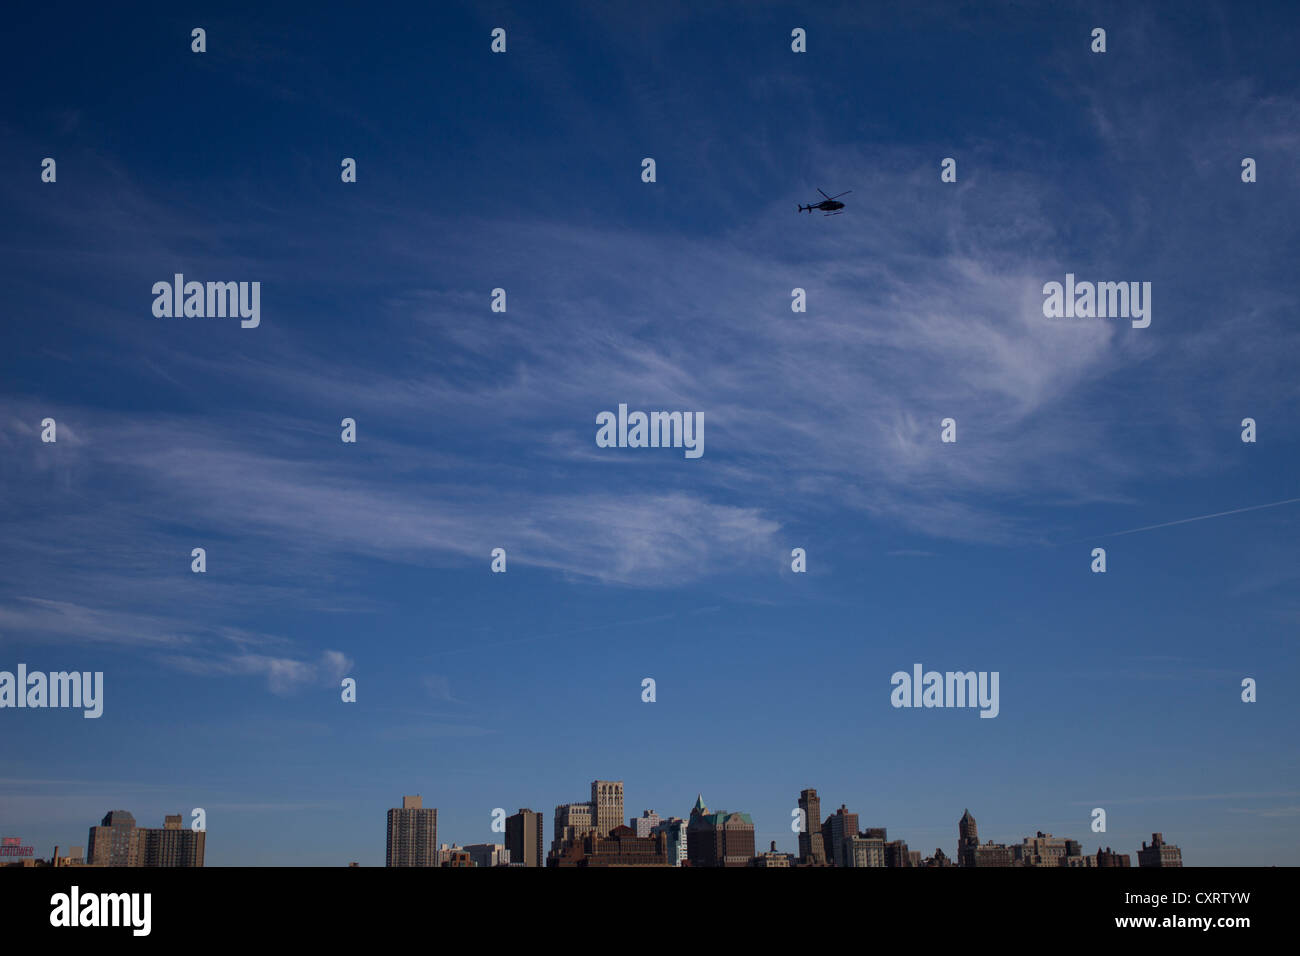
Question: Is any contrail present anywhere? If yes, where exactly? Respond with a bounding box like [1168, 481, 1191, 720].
[1091, 496, 1300, 540]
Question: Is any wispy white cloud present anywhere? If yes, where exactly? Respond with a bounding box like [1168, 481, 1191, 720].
[4, 53, 1299, 601]
[0, 597, 194, 648]
[158, 650, 355, 694]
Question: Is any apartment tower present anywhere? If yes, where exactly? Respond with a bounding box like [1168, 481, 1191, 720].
[386, 795, 438, 867]
[505, 809, 544, 868]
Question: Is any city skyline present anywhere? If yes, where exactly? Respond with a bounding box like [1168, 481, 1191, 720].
[3, 1, 1298, 868]
[8, 787, 1198, 867]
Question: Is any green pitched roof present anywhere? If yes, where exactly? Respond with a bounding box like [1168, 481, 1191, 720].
[697, 811, 754, 827]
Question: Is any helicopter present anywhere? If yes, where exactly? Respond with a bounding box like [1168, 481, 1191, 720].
[798, 188, 852, 216]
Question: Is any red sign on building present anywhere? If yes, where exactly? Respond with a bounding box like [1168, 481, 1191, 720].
[0, 837, 35, 857]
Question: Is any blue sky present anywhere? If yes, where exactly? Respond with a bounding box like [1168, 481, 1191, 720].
[2, 1, 1298, 866]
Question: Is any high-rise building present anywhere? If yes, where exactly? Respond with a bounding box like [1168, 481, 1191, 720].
[549, 802, 594, 864]
[138, 814, 205, 867]
[87, 811, 204, 867]
[886, 839, 913, 868]
[632, 809, 661, 838]
[505, 809, 544, 868]
[547, 780, 626, 863]
[956, 808, 1013, 867]
[386, 795, 438, 867]
[464, 843, 510, 868]
[87, 811, 139, 867]
[824, 805, 859, 866]
[958, 808, 978, 847]
[797, 789, 827, 865]
[1012, 831, 1076, 867]
[1137, 833, 1183, 868]
[591, 780, 624, 837]
[686, 794, 756, 867]
[845, 827, 887, 867]
[651, 817, 688, 866]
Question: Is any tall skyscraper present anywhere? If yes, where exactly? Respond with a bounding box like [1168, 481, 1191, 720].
[956, 808, 1012, 867]
[824, 804, 859, 867]
[549, 802, 594, 864]
[87, 811, 204, 867]
[797, 789, 827, 865]
[386, 795, 438, 867]
[958, 808, 978, 847]
[651, 817, 688, 866]
[506, 808, 544, 868]
[686, 794, 756, 867]
[591, 780, 624, 837]
[886, 838, 914, 867]
[138, 813, 205, 867]
[87, 811, 139, 867]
